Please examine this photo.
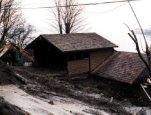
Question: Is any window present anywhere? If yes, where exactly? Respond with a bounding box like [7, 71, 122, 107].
[67, 52, 89, 61]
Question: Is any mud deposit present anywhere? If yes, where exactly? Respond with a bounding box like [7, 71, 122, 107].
[0, 63, 151, 115]
[0, 85, 110, 115]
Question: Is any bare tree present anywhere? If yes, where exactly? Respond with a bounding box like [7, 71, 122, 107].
[126, 1, 151, 79]
[127, 28, 151, 100]
[0, 0, 34, 47]
[0, 0, 18, 40]
[126, 1, 151, 100]
[124, 1, 151, 101]
[9, 24, 35, 48]
[52, 0, 84, 34]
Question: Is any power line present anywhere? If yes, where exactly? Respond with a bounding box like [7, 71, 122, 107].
[85, 3, 127, 14]
[2, 0, 140, 10]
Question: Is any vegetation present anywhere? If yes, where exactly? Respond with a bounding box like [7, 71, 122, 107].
[52, 0, 84, 34]
[126, 1, 151, 80]
[0, 0, 34, 48]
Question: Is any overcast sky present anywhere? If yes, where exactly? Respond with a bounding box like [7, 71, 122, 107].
[19, 0, 151, 52]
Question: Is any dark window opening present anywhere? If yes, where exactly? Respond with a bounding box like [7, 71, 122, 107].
[33, 39, 66, 68]
[67, 52, 89, 61]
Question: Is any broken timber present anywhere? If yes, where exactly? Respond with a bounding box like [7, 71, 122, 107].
[140, 84, 151, 101]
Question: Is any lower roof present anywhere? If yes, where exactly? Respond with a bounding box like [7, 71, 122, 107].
[92, 51, 146, 84]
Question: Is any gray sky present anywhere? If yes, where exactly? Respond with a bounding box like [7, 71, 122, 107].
[19, 0, 151, 52]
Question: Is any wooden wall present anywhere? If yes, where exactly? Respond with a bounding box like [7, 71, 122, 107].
[67, 48, 114, 76]
[90, 49, 114, 71]
[67, 58, 89, 76]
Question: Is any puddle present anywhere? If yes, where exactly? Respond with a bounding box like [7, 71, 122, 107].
[0, 85, 110, 115]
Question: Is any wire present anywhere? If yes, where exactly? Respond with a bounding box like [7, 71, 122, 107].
[85, 3, 127, 14]
[2, 0, 140, 10]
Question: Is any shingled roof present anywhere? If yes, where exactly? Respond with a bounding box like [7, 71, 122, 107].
[92, 51, 146, 84]
[39, 33, 117, 52]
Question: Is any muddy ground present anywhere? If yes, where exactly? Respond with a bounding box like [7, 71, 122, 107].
[0, 97, 28, 115]
[0, 62, 151, 115]
[12, 66, 151, 114]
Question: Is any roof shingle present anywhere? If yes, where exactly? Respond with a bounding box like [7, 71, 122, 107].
[92, 51, 146, 84]
[41, 33, 117, 52]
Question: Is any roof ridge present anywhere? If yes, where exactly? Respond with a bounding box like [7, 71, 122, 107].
[91, 51, 119, 74]
[41, 32, 97, 36]
[118, 51, 138, 54]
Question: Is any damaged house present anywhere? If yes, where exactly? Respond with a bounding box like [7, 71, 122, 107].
[26, 33, 148, 84]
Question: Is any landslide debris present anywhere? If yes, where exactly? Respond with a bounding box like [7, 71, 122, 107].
[7, 65, 151, 114]
[13, 66, 131, 115]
